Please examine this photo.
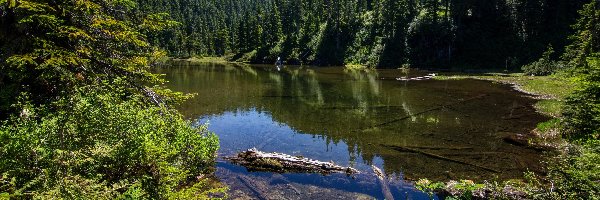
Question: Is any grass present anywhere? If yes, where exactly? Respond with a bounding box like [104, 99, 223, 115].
[536, 118, 562, 133]
[176, 56, 229, 63]
[344, 64, 369, 70]
[434, 72, 576, 99]
[534, 99, 564, 117]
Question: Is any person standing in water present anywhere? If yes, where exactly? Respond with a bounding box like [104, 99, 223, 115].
[276, 57, 283, 67]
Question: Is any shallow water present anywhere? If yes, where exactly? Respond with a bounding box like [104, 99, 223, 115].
[157, 62, 549, 199]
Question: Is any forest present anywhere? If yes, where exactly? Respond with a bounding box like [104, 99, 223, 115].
[0, 0, 599, 199]
[138, 0, 586, 69]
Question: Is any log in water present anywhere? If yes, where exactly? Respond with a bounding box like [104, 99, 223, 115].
[227, 148, 359, 175]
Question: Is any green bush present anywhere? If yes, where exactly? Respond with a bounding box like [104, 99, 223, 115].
[522, 46, 562, 76]
[524, 143, 600, 200]
[0, 86, 222, 199]
[0, 0, 225, 198]
[563, 56, 600, 140]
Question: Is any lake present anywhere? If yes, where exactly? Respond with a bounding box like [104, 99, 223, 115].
[157, 62, 549, 199]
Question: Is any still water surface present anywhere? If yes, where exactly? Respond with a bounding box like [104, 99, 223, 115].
[157, 62, 548, 199]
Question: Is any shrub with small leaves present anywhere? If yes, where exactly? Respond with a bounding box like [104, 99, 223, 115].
[522, 45, 563, 76]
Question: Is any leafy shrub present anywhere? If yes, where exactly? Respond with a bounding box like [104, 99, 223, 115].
[524, 143, 600, 200]
[522, 46, 563, 76]
[415, 179, 486, 199]
[0, 0, 225, 198]
[563, 56, 600, 140]
[0, 86, 223, 199]
[415, 179, 445, 198]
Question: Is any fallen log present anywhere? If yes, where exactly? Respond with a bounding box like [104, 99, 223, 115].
[365, 94, 488, 130]
[238, 176, 269, 200]
[405, 145, 474, 151]
[503, 134, 530, 146]
[382, 145, 499, 173]
[372, 165, 395, 200]
[503, 134, 556, 151]
[227, 148, 359, 175]
[438, 152, 506, 156]
[321, 105, 404, 110]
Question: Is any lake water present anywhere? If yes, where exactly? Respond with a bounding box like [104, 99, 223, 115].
[157, 62, 549, 199]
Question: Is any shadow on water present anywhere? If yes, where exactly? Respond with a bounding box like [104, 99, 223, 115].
[156, 62, 550, 199]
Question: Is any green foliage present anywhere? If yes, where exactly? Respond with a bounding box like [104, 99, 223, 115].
[0, 0, 223, 198]
[135, 0, 587, 69]
[562, 0, 600, 72]
[563, 56, 600, 140]
[0, 0, 182, 118]
[536, 118, 561, 133]
[534, 100, 564, 117]
[524, 144, 600, 200]
[0, 86, 221, 199]
[561, 0, 600, 140]
[522, 45, 563, 76]
[415, 179, 445, 198]
[415, 179, 485, 200]
[528, 2, 600, 199]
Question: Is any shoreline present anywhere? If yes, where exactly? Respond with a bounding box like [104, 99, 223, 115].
[420, 73, 576, 199]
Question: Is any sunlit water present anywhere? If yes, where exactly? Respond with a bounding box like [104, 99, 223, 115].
[157, 62, 549, 199]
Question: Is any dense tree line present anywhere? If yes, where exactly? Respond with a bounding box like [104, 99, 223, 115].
[137, 0, 588, 69]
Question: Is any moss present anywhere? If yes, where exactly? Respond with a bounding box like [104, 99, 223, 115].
[252, 158, 284, 169]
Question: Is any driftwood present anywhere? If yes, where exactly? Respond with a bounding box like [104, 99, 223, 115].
[395, 73, 437, 81]
[503, 134, 530, 146]
[365, 94, 488, 130]
[372, 165, 395, 200]
[227, 148, 359, 175]
[382, 145, 499, 173]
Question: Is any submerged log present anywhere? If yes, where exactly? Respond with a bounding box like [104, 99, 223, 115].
[382, 145, 500, 173]
[366, 94, 488, 129]
[503, 134, 556, 151]
[372, 165, 395, 200]
[405, 145, 474, 151]
[321, 105, 404, 110]
[227, 148, 359, 175]
[503, 134, 530, 146]
[238, 176, 269, 200]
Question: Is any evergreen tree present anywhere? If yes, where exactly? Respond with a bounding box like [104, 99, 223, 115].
[0, 0, 222, 198]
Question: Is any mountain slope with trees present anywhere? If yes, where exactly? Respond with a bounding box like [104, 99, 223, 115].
[137, 0, 587, 69]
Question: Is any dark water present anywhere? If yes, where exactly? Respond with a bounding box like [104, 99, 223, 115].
[157, 62, 548, 199]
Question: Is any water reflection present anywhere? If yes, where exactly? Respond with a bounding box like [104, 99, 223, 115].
[157, 62, 549, 197]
